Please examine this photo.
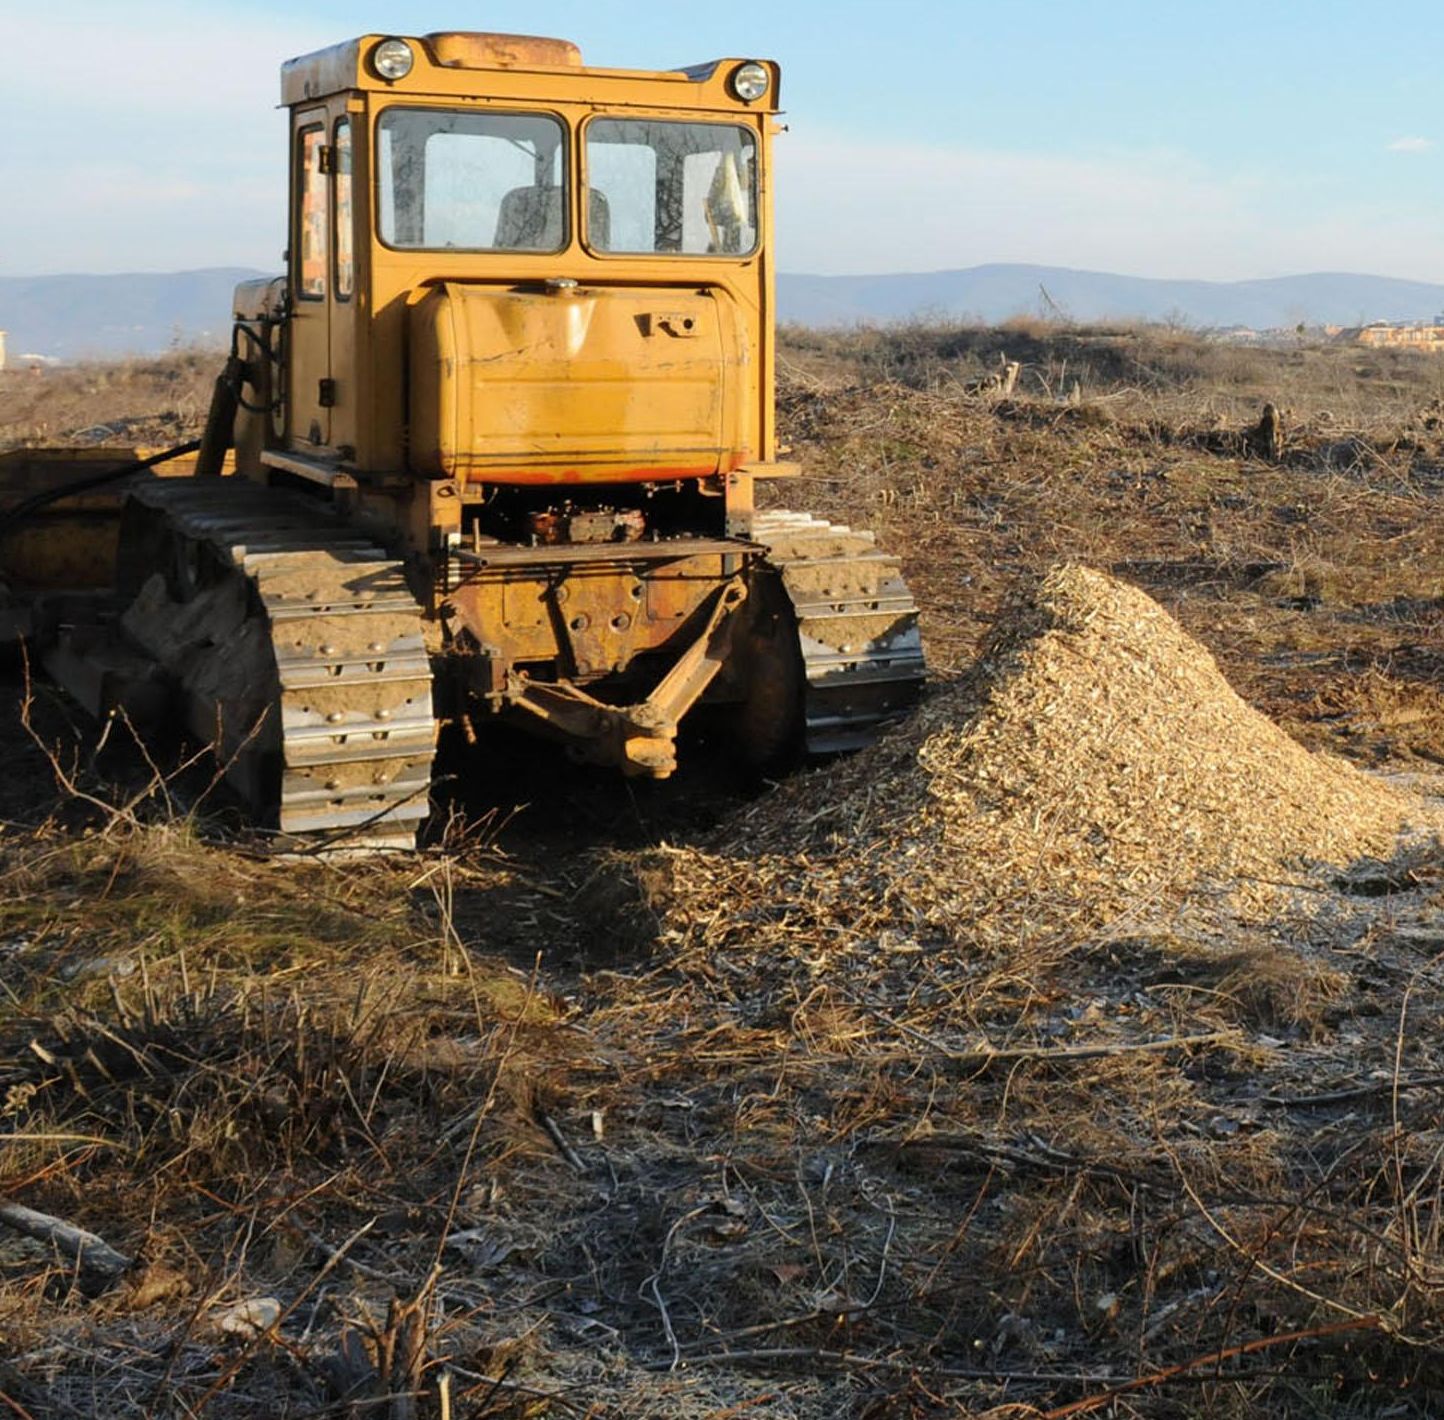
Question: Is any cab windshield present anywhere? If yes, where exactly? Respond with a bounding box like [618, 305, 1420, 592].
[585, 119, 758, 256]
[377, 108, 567, 251]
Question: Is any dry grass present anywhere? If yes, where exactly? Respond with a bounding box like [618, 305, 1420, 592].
[4, 328, 1444, 1416]
[0, 351, 217, 453]
[781, 320, 1444, 429]
[0, 821, 590, 1417]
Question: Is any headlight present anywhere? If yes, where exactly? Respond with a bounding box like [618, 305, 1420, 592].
[731, 62, 770, 103]
[372, 38, 415, 81]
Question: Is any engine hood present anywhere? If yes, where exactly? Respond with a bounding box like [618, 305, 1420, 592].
[408, 280, 747, 485]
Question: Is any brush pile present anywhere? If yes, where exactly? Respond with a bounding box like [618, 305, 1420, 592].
[619, 564, 1437, 959]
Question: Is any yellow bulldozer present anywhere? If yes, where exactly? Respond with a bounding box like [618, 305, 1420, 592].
[0, 31, 924, 850]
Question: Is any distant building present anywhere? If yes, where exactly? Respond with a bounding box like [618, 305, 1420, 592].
[1335, 321, 1444, 352]
[0, 330, 6, 371]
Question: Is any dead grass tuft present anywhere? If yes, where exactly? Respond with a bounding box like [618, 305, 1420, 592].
[1150, 943, 1351, 1037]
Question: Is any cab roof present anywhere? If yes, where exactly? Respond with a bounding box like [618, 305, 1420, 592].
[281, 32, 781, 113]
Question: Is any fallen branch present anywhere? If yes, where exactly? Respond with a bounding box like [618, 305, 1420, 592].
[1040, 1315, 1382, 1418]
[0, 1133, 130, 1150]
[0, 1202, 131, 1279]
[866, 1132, 1174, 1196]
[1266, 1072, 1444, 1108]
[0, 1387, 39, 1420]
[667, 1346, 1295, 1386]
[866, 1008, 1240, 1065]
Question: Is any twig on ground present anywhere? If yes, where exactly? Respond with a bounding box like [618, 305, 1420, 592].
[865, 1006, 1240, 1065]
[1040, 1315, 1382, 1418]
[1265, 1071, 1444, 1108]
[449, 1365, 594, 1416]
[190, 1218, 377, 1416]
[537, 1109, 587, 1174]
[663, 1345, 1298, 1385]
[641, 1204, 711, 1372]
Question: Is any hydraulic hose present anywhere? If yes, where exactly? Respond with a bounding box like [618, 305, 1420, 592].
[0, 439, 203, 537]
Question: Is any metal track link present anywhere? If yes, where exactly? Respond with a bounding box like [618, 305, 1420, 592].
[125, 478, 436, 852]
[752, 510, 926, 753]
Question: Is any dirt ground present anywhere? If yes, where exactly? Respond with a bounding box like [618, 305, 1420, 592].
[3, 327, 1444, 1417]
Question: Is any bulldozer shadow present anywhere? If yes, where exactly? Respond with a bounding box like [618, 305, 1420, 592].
[1, 645, 784, 857]
[428, 714, 766, 857]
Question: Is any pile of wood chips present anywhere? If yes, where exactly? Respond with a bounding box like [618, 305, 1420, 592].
[640, 564, 1440, 955]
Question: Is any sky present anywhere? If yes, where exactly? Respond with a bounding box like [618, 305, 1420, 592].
[0, 0, 1439, 281]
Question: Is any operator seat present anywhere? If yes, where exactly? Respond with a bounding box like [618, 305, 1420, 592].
[493, 186, 612, 249]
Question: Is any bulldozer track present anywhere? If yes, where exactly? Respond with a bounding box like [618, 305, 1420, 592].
[122, 479, 436, 851]
[753, 510, 926, 753]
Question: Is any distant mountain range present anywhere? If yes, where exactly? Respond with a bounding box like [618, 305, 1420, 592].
[4, 264, 1444, 360]
[778, 265, 1444, 330]
[0, 269, 265, 361]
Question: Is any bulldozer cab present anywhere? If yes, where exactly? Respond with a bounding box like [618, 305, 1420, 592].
[262, 33, 783, 495]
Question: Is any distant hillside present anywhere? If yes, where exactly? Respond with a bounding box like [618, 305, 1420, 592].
[777, 264, 1444, 329]
[5, 264, 1444, 360]
[0, 269, 268, 361]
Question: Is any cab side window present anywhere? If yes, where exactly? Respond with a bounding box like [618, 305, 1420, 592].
[334, 119, 354, 300]
[297, 125, 327, 300]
